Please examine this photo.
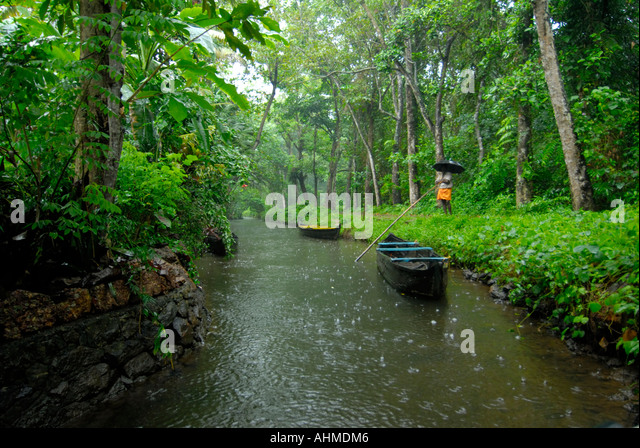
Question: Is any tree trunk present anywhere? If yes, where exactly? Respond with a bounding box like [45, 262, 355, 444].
[313, 126, 318, 197]
[74, 0, 124, 199]
[345, 154, 353, 195]
[533, 0, 595, 211]
[326, 87, 342, 195]
[516, 103, 533, 206]
[328, 74, 381, 205]
[391, 74, 404, 204]
[295, 132, 306, 194]
[296, 170, 307, 193]
[516, 6, 533, 207]
[433, 36, 455, 163]
[364, 160, 371, 195]
[474, 79, 485, 164]
[367, 102, 377, 197]
[404, 37, 420, 203]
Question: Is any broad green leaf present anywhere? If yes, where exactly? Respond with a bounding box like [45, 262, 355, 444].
[241, 20, 265, 44]
[588, 302, 602, 313]
[179, 7, 207, 21]
[205, 71, 250, 110]
[47, 44, 77, 62]
[573, 315, 589, 324]
[265, 33, 289, 46]
[136, 90, 162, 99]
[186, 25, 218, 54]
[39, 0, 52, 20]
[184, 91, 215, 112]
[168, 97, 189, 122]
[155, 212, 172, 228]
[259, 17, 281, 32]
[183, 155, 199, 166]
[232, 2, 261, 20]
[194, 17, 227, 28]
[222, 28, 252, 59]
[160, 38, 193, 62]
[20, 17, 60, 38]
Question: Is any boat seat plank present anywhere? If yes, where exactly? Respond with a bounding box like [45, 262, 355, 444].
[376, 247, 433, 252]
[377, 242, 419, 246]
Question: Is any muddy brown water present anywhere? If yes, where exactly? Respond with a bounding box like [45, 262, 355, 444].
[72, 218, 637, 428]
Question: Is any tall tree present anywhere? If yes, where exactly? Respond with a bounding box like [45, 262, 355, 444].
[326, 81, 343, 195]
[474, 79, 485, 164]
[327, 72, 382, 205]
[403, 8, 421, 203]
[516, 4, 533, 207]
[390, 1, 460, 165]
[362, 0, 421, 202]
[73, 0, 124, 199]
[533, 0, 595, 211]
[388, 73, 405, 204]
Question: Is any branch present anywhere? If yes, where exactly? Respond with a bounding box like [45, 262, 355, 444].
[251, 59, 279, 151]
[394, 60, 435, 134]
[0, 98, 41, 192]
[326, 73, 380, 205]
[375, 74, 397, 120]
[360, 0, 386, 46]
[321, 67, 378, 79]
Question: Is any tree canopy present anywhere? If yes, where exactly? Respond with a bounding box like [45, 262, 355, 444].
[1, 0, 638, 277]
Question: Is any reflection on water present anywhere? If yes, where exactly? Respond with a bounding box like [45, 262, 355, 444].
[71, 218, 637, 428]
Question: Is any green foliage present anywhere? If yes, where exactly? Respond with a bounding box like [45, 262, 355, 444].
[572, 86, 640, 206]
[108, 144, 190, 250]
[0, 0, 283, 294]
[230, 187, 266, 218]
[453, 150, 516, 213]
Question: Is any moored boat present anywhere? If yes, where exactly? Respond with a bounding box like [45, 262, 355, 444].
[298, 224, 341, 240]
[376, 233, 448, 298]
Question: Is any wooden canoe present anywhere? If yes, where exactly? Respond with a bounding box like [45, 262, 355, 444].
[376, 233, 449, 298]
[298, 224, 341, 240]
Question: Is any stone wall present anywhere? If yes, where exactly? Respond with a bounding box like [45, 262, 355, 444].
[0, 247, 211, 428]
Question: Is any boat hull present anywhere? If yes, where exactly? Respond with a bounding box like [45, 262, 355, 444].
[298, 225, 341, 240]
[376, 234, 448, 298]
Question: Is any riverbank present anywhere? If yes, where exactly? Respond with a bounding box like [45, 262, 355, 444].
[0, 245, 211, 427]
[363, 205, 639, 367]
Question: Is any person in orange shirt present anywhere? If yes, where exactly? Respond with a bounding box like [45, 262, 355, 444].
[436, 171, 453, 215]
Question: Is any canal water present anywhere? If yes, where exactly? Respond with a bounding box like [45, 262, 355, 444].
[74, 218, 637, 428]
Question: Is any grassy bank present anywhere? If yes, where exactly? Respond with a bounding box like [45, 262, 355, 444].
[368, 203, 639, 365]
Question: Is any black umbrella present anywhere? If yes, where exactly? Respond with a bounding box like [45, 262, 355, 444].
[432, 159, 465, 174]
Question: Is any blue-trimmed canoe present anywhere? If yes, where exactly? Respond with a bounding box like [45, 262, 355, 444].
[376, 233, 449, 298]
